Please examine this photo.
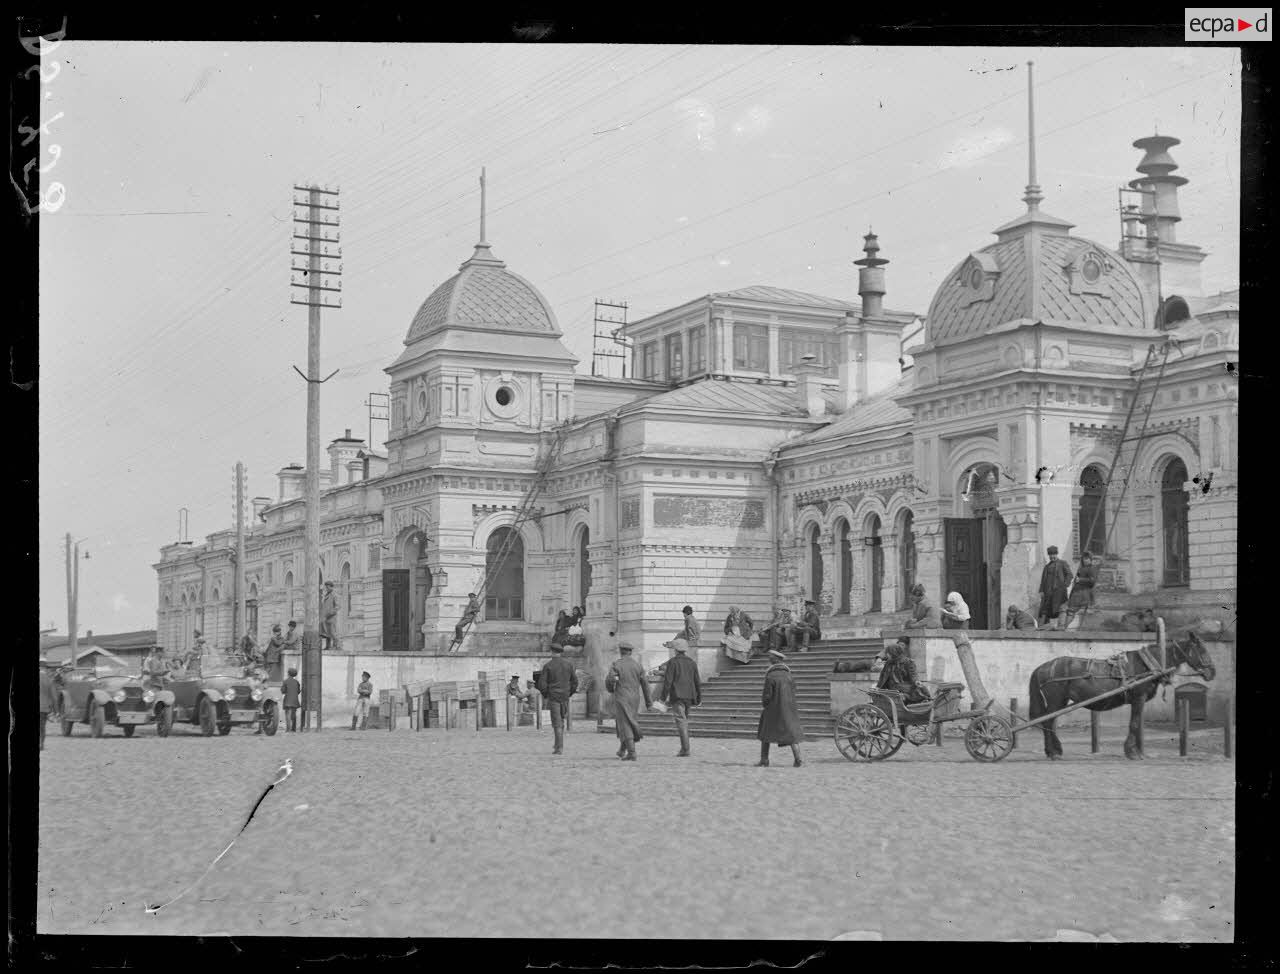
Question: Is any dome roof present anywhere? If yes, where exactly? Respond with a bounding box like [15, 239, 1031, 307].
[405, 243, 561, 343]
[926, 214, 1147, 343]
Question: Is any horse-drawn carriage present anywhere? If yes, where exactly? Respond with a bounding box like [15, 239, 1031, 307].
[835, 680, 1015, 763]
[834, 625, 1216, 763]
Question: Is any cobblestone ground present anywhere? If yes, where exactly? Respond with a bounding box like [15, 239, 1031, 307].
[36, 720, 1234, 941]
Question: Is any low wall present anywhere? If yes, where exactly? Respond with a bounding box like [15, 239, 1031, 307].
[883, 630, 1235, 728]
[282, 650, 590, 729]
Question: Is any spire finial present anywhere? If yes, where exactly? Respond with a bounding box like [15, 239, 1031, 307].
[479, 166, 487, 245]
[1023, 60, 1043, 212]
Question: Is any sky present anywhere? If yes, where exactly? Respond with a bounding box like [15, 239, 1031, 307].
[37, 43, 1241, 635]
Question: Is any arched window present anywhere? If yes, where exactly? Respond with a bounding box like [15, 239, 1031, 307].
[836, 519, 852, 615]
[1161, 458, 1190, 587]
[807, 523, 823, 603]
[284, 571, 294, 590]
[1079, 465, 1107, 557]
[897, 510, 917, 609]
[486, 526, 525, 620]
[865, 514, 884, 613]
[340, 562, 352, 615]
[1157, 295, 1192, 330]
[575, 526, 591, 607]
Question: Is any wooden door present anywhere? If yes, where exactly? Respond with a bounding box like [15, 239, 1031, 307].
[944, 518, 986, 629]
[382, 569, 410, 652]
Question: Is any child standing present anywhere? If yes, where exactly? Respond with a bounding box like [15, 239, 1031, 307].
[353, 671, 373, 730]
[281, 667, 301, 732]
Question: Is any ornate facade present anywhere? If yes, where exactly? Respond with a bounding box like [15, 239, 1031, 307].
[156, 132, 1237, 655]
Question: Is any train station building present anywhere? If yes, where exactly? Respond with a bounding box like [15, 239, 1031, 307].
[155, 131, 1238, 667]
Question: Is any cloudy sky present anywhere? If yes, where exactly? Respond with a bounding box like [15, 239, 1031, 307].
[38, 43, 1240, 635]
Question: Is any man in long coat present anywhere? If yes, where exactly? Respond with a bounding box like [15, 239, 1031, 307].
[264, 624, 286, 683]
[607, 641, 652, 761]
[1037, 545, 1073, 629]
[757, 649, 804, 767]
[537, 643, 579, 755]
[661, 638, 702, 757]
[320, 581, 341, 651]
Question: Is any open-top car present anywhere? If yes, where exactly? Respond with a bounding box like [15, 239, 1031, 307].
[57, 660, 177, 738]
[166, 652, 281, 736]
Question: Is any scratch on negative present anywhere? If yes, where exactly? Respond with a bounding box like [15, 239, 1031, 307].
[146, 759, 293, 915]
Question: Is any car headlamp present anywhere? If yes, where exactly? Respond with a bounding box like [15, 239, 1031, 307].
[251, 688, 264, 702]
[223, 687, 237, 702]
[142, 690, 156, 704]
[111, 690, 126, 703]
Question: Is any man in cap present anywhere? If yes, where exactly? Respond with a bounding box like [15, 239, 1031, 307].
[757, 649, 804, 767]
[903, 584, 942, 630]
[264, 624, 286, 683]
[536, 642, 579, 754]
[320, 580, 341, 652]
[142, 645, 170, 689]
[786, 599, 822, 652]
[606, 641, 652, 761]
[282, 620, 302, 660]
[661, 637, 702, 757]
[352, 671, 373, 730]
[1037, 546, 1073, 629]
[452, 593, 482, 650]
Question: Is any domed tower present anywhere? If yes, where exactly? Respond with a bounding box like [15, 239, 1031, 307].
[378, 172, 579, 652]
[384, 170, 578, 475]
[899, 62, 1160, 629]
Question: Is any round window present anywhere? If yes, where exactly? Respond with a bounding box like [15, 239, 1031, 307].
[417, 390, 428, 415]
[968, 265, 984, 290]
[1082, 257, 1103, 283]
[495, 386, 514, 407]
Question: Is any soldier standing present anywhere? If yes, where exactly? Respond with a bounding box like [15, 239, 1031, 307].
[606, 641, 652, 761]
[320, 580, 341, 651]
[537, 643, 579, 755]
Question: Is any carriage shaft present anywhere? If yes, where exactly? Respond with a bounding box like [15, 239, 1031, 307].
[1012, 666, 1175, 733]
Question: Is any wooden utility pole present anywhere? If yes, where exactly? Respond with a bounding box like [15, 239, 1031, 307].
[291, 183, 342, 731]
[65, 532, 77, 664]
[234, 461, 246, 649]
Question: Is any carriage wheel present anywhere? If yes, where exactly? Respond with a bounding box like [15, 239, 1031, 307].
[964, 714, 1014, 763]
[835, 704, 902, 762]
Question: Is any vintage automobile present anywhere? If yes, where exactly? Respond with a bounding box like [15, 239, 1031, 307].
[165, 652, 281, 736]
[57, 660, 177, 738]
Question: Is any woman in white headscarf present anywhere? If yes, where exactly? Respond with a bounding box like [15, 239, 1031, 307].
[941, 592, 971, 630]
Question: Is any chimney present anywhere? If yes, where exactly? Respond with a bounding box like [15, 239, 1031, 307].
[1126, 134, 1207, 321]
[251, 496, 272, 521]
[328, 428, 367, 484]
[855, 230, 887, 318]
[794, 354, 827, 417]
[277, 464, 305, 501]
[347, 458, 364, 483]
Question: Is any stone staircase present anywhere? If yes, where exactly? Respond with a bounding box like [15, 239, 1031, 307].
[636, 637, 885, 743]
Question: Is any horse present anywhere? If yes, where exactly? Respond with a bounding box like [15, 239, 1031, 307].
[1027, 630, 1215, 760]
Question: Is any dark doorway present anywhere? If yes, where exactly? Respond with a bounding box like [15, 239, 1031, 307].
[808, 524, 823, 604]
[382, 569, 410, 652]
[945, 518, 985, 628]
[1162, 458, 1190, 587]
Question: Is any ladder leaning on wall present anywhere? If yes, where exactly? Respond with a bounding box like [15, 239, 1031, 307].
[1079, 337, 1182, 590]
[448, 425, 569, 651]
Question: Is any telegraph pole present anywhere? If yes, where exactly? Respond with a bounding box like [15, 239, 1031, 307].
[291, 183, 342, 730]
[65, 533, 77, 663]
[234, 461, 247, 649]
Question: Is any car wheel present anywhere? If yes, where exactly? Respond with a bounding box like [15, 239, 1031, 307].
[89, 699, 106, 738]
[156, 704, 173, 738]
[122, 724, 136, 738]
[199, 697, 217, 737]
[60, 697, 75, 737]
[262, 702, 279, 737]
